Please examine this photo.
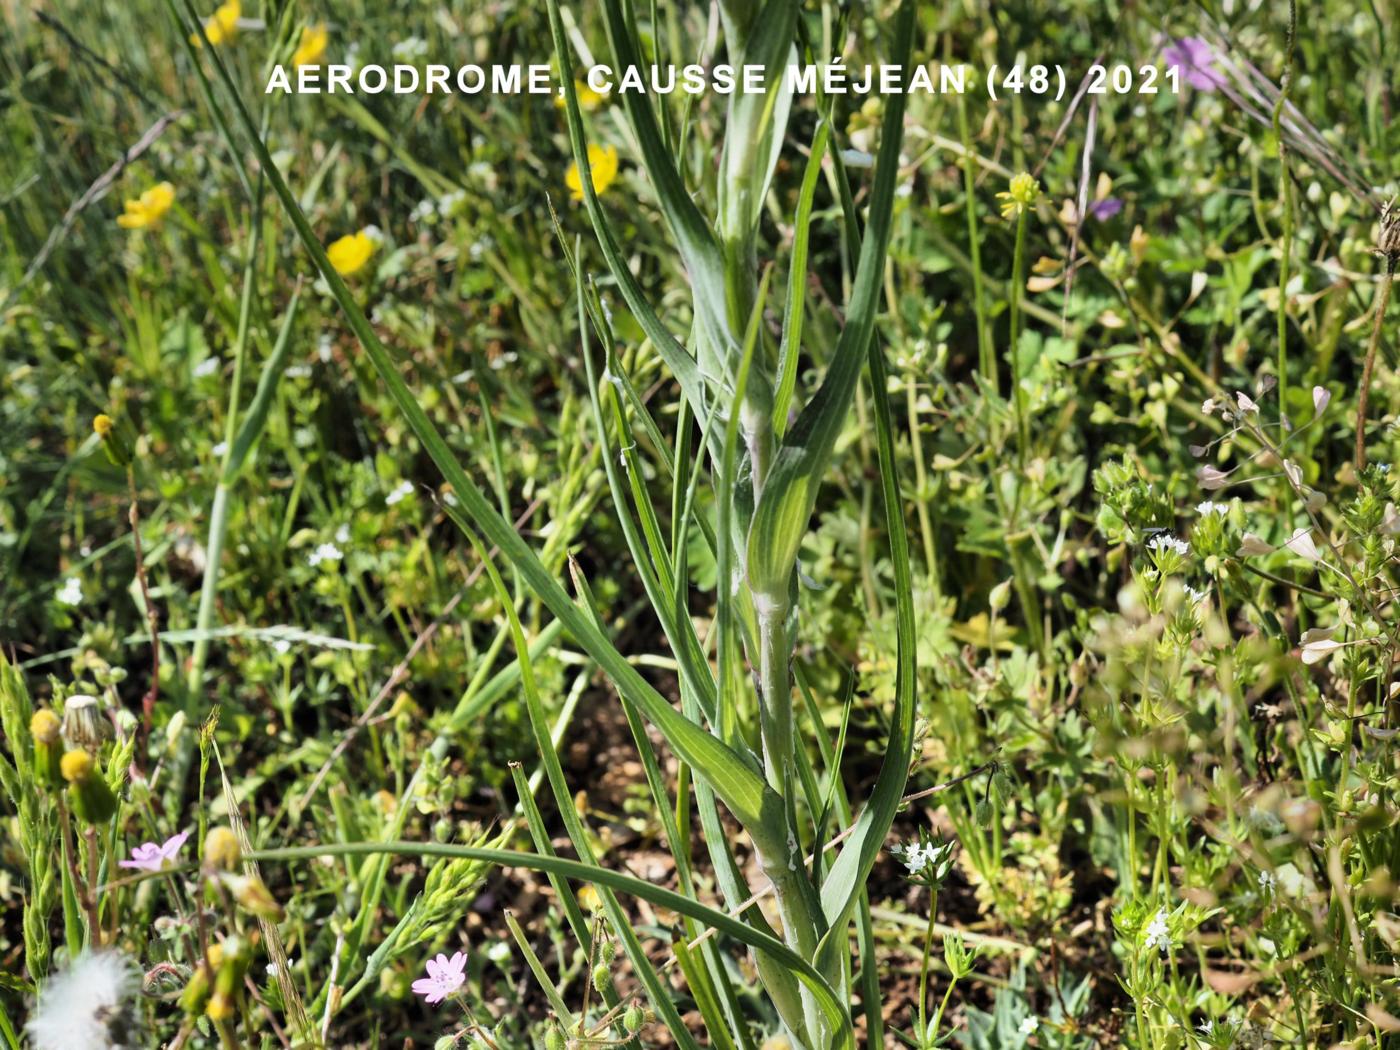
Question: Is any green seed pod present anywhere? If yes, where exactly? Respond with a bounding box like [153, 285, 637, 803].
[543, 1025, 566, 1050]
[591, 962, 609, 994]
[60, 749, 117, 824]
[597, 939, 616, 966]
[29, 709, 63, 787]
[622, 1005, 645, 1032]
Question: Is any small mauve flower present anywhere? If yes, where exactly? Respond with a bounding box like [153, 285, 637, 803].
[411, 950, 467, 1004]
[119, 830, 191, 872]
[1162, 37, 1226, 91]
[1087, 198, 1123, 222]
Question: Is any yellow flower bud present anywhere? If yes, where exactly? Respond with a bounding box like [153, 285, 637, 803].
[204, 827, 242, 871]
[30, 709, 64, 786]
[60, 749, 94, 783]
[30, 709, 60, 744]
[61, 749, 118, 823]
[92, 414, 132, 466]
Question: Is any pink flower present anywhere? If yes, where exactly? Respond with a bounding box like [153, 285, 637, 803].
[411, 951, 467, 1004]
[1162, 37, 1226, 92]
[118, 831, 190, 872]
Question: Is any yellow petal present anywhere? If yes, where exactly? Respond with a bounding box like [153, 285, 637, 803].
[327, 230, 375, 276]
[567, 143, 619, 201]
[292, 23, 328, 67]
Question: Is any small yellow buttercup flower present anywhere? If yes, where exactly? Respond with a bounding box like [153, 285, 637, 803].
[191, 0, 240, 46]
[996, 172, 1040, 220]
[93, 414, 114, 437]
[554, 79, 606, 111]
[292, 23, 328, 67]
[565, 144, 619, 201]
[116, 182, 175, 229]
[327, 230, 376, 276]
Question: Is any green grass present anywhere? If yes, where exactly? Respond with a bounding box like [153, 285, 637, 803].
[4, 0, 1400, 1048]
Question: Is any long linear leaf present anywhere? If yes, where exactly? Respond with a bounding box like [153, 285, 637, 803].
[236, 841, 856, 1050]
[188, 11, 786, 856]
[746, 0, 914, 597]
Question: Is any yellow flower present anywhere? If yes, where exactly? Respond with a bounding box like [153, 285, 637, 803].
[996, 172, 1040, 220]
[565, 144, 619, 202]
[554, 79, 607, 111]
[191, 0, 240, 47]
[116, 182, 176, 229]
[292, 23, 328, 67]
[326, 230, 376, 277]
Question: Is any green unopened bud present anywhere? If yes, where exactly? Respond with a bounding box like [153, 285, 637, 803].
[591, 963, 609, 994]
[543, 1025, 567, 1050]
[60, 749, 118, 823]
[223, 872, 284, 921]
[204, 827, 242, 871]
[597, 939, 616, 966]
[93, 414, 132, 467]
[29, 709, 63, 786]
[622, 1005, 645, 1032]
[988, 578, 1012, 613]
[208, 936, 251, 1021]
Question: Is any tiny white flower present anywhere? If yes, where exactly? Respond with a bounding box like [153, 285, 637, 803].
[385, 480, 415, 506]
[273, 639, 292, 655]
[56, 577, 83, 607]
[1184, 585, 1208, 606]
[1258, 870, 1277, 895]
[1196, 501, 1229, 516]
[1143, 907, 1173, 954]
[211, 441, 228, 458]
[1198, 1019, 1214, 1036]
[307, 542, 343, 568]
[1147, 534, 1191, 557]
[1019, 1016, 1039, 1035]
[335, 524, 351, 544]
[194, 357, 219, 378]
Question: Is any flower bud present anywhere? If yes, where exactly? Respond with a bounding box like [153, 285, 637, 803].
[61, 694, 109, 751]
[204, 827, 242, 871]
[543, 1026, 566, 1050]
[29, 709, 63, 786]
[60, 749, 118, 824]
[622, 1005, 645, 1032]
[93, 414, 132, 467]
[207, 936, 251, 1021]
[591, 963, 609, 994]
[223, 873, 284, 921]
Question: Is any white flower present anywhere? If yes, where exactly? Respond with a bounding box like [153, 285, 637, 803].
[211, 441, 228, 458]
[28, 951, 136, 1050]
[307, 542, 343, 568]
[1019, 1016, 1039, 1035]
[1258, 870, 1277, 896]
[1147, 534, 1190, 557]
[273, 639, 292, 655]
[385, 480, 415, 506]
[56, 577, 83, 607]
[1196, 501, 1229, 516]
[194, 357, 219, 378]
[1143, 908, 1173, 954]
[1184, 585, 1208, 606]
[1198, 1019, 1214, 1036]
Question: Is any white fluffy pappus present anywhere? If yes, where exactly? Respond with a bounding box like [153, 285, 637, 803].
[28, 951, 137, 1050]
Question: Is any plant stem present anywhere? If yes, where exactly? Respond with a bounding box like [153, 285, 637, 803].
[1355, 259, 1396, 469]
[1009, 208, 1030, 467]
[1272, 0, 1298, 423]
[957, 88, 993, 390]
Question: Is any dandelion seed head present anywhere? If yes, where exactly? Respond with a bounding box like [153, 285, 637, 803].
[28, 951, 136, 1050]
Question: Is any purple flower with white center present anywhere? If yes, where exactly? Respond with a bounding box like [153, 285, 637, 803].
[411, 951, 467, 1004]
[1087, 198, 1124, 222]
[118, 831, 190, 872]
[1163, 37, 1226, 91]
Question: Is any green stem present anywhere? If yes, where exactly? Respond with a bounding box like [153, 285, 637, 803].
[957, 88, 993, 389]
[1009, 208, 1030, 465]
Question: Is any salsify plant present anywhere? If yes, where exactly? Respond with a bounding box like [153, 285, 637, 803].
[157, 0, 921, 1047]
